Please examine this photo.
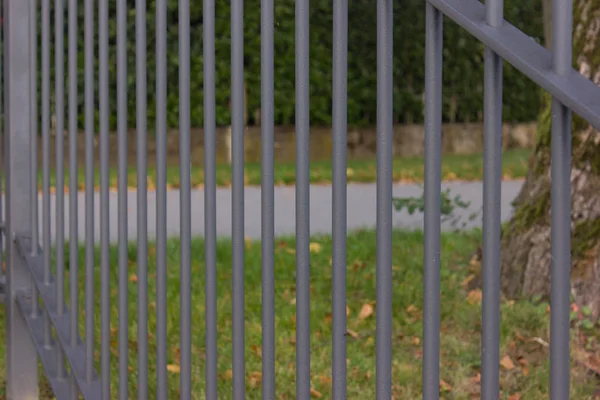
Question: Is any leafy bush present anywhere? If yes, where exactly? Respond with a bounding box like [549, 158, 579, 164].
[37, 0, 543, 131]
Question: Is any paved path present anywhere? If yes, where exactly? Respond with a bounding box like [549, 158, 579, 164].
[21, 180, 524, 244]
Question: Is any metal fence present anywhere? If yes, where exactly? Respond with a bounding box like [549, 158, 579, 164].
[2, 0, 600, 399]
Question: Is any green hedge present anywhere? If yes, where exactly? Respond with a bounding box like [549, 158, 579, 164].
[41, 0, 543, 130]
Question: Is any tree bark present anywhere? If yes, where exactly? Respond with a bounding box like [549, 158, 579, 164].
[470, 0, 600, 321]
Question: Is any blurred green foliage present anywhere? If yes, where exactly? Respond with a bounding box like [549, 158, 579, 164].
[38, 0, 543, 131]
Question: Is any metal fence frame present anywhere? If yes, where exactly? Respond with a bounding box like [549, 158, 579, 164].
[2, 0, 600, 398]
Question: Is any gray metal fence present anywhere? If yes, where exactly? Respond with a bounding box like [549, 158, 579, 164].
[2, 0, 600, 399]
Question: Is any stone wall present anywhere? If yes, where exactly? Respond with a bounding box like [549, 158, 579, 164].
[346, 122, 537, 158]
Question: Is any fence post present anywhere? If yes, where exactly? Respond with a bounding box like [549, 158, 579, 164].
[3, 0, 38, 399]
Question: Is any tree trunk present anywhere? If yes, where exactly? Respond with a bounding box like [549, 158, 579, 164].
[470, 0, 600, 321]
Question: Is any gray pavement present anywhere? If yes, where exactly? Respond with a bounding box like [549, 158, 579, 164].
[20, 180, 524, 244]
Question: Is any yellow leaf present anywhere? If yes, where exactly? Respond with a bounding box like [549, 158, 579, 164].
[359, 303, 374, 319]
[444, 171, 458, 181]
[346, 305, 350, 316]
[310, 388, 323, 398]
[500, 355, 515, 370]
[129, 274, 138, 283]
[411, 337, 421, 345]
[346, 168, 355, 177]
[285, 248, 296, 255]
[167, 364, 180, 373]
[467, 289, 482, 305]
[245, 236, 252, 249]
[309, 242, 322, 253]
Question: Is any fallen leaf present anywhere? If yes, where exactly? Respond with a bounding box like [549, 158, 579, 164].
[467, 289, 482, 305]
[346, 329, 359, 339]
[224, 369, 233, 380]
[346, 305, 350, 316]
[174, 347, 181, 364]
[245, 236, 252, 249]
[407, 304, 418, 313]
[285, 248, 296, 255]
[167, 364, 180, 373]
[309, 242, 322, 253]
[508, 394, 521, 400]
[129, 274, 138, 283]
[319, 375, 332, 385]
[359, 303, 374, 320]
[517, 357, 529, 367]
[310, 388, 323, 398]
[249, 371, 262, 387]
[500, 355, 515, 370]
[346, 168, 355, 177]
[571, 303, 580, 313]
[461, 274, 476, 287]
[439, 379, 453, 392]
[251, 345, 262, 358]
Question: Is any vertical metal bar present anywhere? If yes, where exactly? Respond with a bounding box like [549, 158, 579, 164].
[203, 0, 218, 393]
[116, 0, 129, 398]
[481, 1, 503, 398]
[29, 0, 38, 258]
[136, 0, 149, 397]
[260, 0, 275, 394]
[68, 0, 79, 395]
[376, 0, 393, 396]
[99, 0, 111, 395]
[550, 0, 572, 398]
[231, 0, 245, 395]
[156, 0, 168, 397]
[29, 0, 39, 323]
[54, 0, 67, 380]
[423, 3, 442, 400]
[84, 0, 95, 384]
[295, 0, 311, 395]
[332, 0, 348, 395]
[41, 0, 52, 351]
[4, 0, 39, 397]
[68, 0, 78, 354]
[179, 0, 192, 397]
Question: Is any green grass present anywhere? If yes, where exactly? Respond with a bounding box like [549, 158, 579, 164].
[42, 148, 531, 192]
[1, 228, 598, 399]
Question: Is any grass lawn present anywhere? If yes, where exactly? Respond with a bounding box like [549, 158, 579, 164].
[41, 148, 531, 192]
[1, 228, 598, 399]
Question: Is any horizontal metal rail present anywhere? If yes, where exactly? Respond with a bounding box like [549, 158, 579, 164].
[429, 0, 600, 130]
[14, 235, 101, 400]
